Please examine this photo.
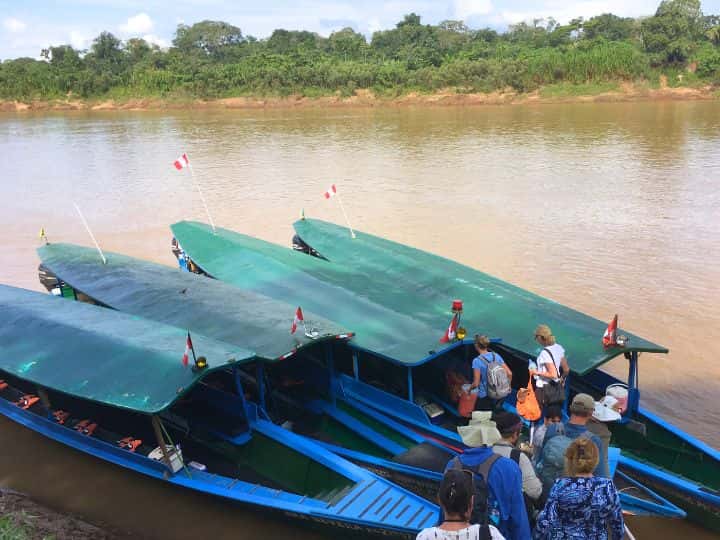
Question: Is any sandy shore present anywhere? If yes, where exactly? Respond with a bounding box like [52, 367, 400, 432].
[0, 489, 130, 539]
[0, 83, 716, 112]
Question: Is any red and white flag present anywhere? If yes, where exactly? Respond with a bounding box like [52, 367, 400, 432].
[323, 184, 337, 199]
[174, 153, 190, 170]
[440, 314, 459, 343]
[602, 314, 618, 348]
[290, 307, 304, 334]
[182, 331, 194, 366]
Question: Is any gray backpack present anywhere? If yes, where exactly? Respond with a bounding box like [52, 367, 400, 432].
[484, 352, 511, 400]
[537, 423, 589, 491]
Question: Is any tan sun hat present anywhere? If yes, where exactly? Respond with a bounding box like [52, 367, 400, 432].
[457, 411, 501, 447]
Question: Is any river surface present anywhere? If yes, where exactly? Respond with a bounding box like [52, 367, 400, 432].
[0, 102, 718, 539]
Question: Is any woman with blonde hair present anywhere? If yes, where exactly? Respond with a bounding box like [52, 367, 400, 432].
[529, 325, 569, 407]
[533, 438, 623, 540]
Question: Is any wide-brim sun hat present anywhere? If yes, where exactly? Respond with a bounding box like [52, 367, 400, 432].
[593, 395, 622, 423]
[457, 411, 501, 447]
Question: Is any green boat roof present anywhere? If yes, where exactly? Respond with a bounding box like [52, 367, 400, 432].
[172, 220, 668, 374]
[170, 221, 452, 364]
[0, 285, 253, 414]
[38, 243, 349, 361]
[293, 219, 668, 375]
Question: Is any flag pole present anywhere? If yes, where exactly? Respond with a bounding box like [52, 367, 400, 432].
[189, 331, 197, 364]
[187, 162, 216, 234]
[335, 191, 356, 239]
[73, 203, 107, 264]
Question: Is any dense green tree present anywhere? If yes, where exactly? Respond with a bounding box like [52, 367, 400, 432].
[583, 14, 637, 42]
[641, 0, 705, 63]
[327, 28, 367, 60]
[173, 21, 244, 58]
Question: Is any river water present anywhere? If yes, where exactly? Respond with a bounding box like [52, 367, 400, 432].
[0, 102, 718, 539]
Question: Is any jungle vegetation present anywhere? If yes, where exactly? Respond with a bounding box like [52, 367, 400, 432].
[1, 0, 719, 100]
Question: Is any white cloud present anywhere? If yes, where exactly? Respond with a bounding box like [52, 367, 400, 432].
[70, 31, 90, 50]
[3, 17, 27, 33]
[120, 13, 154, 35]
[142, 33, 169, 48]
[455, 0, 493, 19]
[497, 1, 660, 26]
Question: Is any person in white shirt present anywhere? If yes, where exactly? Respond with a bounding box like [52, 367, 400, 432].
[417, 469, 505, 540]
[529, 324, 569, 407]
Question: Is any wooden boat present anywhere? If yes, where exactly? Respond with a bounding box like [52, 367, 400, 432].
[168, 219, 719, 531]
[36, 243, 684, 519]
[0, 284, 440, 538]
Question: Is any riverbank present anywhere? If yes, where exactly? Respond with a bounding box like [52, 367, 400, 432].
[1, 82, 717, 112]
[0, 489, 126, 539]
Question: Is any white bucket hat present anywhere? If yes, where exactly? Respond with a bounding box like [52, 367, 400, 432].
[457, 411, 501, 447]
[593, 395, 622, 423]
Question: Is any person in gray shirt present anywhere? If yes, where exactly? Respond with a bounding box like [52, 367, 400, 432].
[491, 412, 543, 502]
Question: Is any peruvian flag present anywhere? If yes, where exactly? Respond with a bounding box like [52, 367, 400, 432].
[174, 153, 190, 170]
[290, 307, 304, 334]
[440, 314, 459, 343]
[323, 184, 337, 199]
[602, 314, 618, 348]
[182, 331, 194, 366]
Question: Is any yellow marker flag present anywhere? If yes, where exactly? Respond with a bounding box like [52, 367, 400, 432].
[39, 227, 46, 239]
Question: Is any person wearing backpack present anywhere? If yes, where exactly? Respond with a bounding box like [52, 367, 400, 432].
[446, 411, 531, 540]
[492, 412, 543, 503]
[416, 469, 505, 540]
[537, 394, 608, 493]
[470, 335, 513, 410]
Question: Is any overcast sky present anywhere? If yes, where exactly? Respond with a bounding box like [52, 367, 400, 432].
[2, 0, 720, 60]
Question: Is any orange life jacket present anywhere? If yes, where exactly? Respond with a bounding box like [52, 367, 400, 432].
[117, 437, 142, 452]
[15, 395, 39, 410]
[53, 410, 70, 424]
[0, 380, 8, 390]
[74, 419, 98, 436]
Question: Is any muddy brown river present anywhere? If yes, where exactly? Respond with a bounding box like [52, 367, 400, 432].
[1, 102, 718, 538]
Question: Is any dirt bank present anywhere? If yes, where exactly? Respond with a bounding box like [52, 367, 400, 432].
[0, 489, 132, 539]
[0, 83, 716, 112]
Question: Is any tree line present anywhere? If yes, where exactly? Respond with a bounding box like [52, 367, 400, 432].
[1, 0, 719, 100]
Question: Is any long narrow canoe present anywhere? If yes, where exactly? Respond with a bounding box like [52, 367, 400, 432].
[0, 285, 440, 537]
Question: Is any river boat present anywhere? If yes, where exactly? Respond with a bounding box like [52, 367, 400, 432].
[168, 219, 720, 532]
[35, 242, 684, 520]
[0, 284, 440, 538]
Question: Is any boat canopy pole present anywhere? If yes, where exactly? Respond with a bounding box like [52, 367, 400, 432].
[256, 362, 266, 410]
[151, 415, 173, 471]
[627, 351, 640, 415]
[36, 387, 51, 410]
[407, 367, 414, 403]
[352, 350, 359, 380]
[233, 366, 249, 420]
[326, 343, 336, 407]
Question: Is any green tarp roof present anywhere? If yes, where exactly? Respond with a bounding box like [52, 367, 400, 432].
[171, 221, 446, 364]
[0, 285, 252, 413]
[38, 243, 349, 361]
[172, 220, 668, 374]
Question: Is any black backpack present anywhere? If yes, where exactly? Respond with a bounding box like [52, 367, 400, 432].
[449, 454, 501, 540]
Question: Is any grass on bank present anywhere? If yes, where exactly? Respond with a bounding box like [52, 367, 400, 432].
[0, 514, 53, 540]
[538, 81, 621, 98]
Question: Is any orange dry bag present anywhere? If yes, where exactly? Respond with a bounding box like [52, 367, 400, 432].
[516, 381, 541, 421]
[458, 389, 478, 417]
